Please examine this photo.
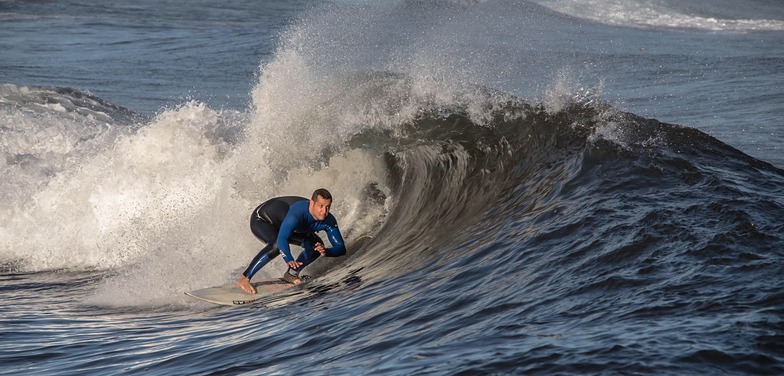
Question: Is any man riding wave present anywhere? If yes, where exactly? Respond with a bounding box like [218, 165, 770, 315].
[236, 188, 345, 294]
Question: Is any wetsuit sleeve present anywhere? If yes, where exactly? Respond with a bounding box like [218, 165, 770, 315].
[276, 215, 298, 262]
[324, 222, 346, 257]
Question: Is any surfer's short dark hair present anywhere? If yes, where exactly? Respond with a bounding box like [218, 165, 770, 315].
[312, 188, 332, 201]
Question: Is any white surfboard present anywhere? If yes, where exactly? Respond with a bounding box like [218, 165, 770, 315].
[185, 278, 294, 306]
[187, 235, 374, 306]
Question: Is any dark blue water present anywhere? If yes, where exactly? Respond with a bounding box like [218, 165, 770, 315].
[2, 1, 783, 375]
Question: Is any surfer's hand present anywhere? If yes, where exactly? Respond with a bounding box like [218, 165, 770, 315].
[315, 242, 326, 256]
[287, 260, 303, 269]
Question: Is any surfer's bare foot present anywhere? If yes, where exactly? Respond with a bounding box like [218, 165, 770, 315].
[236, 276, 256, 294]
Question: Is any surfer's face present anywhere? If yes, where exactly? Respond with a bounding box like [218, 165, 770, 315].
[309, 196, 332, 220]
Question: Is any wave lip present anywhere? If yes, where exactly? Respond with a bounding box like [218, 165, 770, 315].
[534, 0, 784, 32]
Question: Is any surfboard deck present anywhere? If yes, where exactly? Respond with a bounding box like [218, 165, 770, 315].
[185, 278, 294, 306]
[187, 234, 373, 306]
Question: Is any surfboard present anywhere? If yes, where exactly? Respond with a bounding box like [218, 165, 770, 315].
[187, 234, 374, 306]
[185, 278, 294, 306]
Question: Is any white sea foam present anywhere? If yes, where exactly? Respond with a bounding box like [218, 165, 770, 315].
[534, 0, 784, 32]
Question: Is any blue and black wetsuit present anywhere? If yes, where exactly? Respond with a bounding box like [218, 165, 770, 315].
[242, 196, 346, 280]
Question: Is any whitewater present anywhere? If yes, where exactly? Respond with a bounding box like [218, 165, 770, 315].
[1, 0, 783, 374]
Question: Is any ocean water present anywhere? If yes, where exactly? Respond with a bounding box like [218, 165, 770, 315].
[1, 0, 783, 375]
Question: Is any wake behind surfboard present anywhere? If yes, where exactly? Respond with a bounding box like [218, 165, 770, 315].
[185, 279, 294, 306]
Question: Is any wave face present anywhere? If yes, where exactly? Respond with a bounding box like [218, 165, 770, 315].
[335, 79, 784, 375]
[1, 1, 783, 375]
[285, 72, 784, 375]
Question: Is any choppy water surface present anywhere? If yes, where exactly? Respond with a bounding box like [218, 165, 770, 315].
[2, 1, 783, 374]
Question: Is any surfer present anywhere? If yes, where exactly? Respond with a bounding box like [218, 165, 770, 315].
[236, 188, 346, 294]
